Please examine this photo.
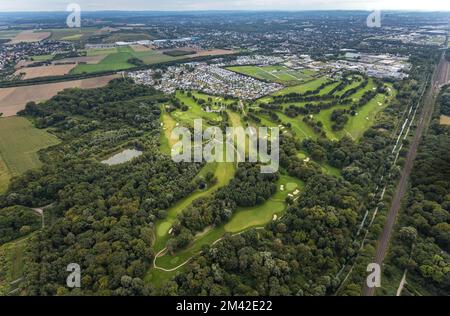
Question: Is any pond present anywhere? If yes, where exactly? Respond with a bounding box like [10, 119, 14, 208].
[101, 149, 143, 166]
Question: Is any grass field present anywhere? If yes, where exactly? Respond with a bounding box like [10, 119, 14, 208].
[73, 45, 182, 74]
[0, 236, 29, 295]
[40, 28, 100, 41]
[160, 112, 178, 155]
[0, 117, 60, 192]
[31, 54, 53, 62]
[171, 92, 223, 128]
[258, 76, 331, 105]
[228, 65, 316, 85]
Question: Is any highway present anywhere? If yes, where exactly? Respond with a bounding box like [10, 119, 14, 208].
[362, 51, 449, 296]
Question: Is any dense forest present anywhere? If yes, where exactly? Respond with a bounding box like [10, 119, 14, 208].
[0, 206, 41, 244]
[384, 85, 450, 295]
[1, 79, 206, 295]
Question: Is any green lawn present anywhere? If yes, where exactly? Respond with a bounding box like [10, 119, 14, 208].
[160, 112, 177, 155]
[228, 65, 316, 85]
[31, 54, 53, 62]
[276, 112, 318, 140]
[272, 76, 330, 96]
[0, 117, 60, 193]
[171, 92, 223, 128]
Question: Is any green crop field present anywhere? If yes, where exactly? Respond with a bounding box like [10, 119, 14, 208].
[73, 45, 182, 74]
[85, 47, 118, 56]
[72, 46, 136, 74]
[0, 30, 20, 40]
[39, 28, 99, 41]
[0, 117, 60, 193]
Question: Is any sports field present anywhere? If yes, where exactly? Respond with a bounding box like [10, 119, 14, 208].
[0, 117, 60, 192]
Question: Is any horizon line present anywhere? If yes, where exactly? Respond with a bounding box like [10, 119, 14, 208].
[0, 9, 449, 13]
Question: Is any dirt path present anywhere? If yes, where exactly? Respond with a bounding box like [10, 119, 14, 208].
[396, 270, 407, 296]
[362, 52, 447, 296]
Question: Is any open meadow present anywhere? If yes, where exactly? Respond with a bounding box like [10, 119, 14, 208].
[0, 117, 60, 192]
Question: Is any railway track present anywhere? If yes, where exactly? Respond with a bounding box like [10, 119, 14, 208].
[362, 52, 449, 296]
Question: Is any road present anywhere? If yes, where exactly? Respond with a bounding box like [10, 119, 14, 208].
[362, 52, 449, 296]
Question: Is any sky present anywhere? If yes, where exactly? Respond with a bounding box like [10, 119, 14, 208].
[0, 0, 449, 12]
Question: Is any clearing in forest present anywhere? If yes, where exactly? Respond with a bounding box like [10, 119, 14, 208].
[0, 117, 60, 193]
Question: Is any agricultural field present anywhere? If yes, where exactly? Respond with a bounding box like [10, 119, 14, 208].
[0, 117, 60, 193]
[73, 46, 234, 74]
[14, 64, 76, 79]
[40, 27, 106, 41]
[8, 30, 51, 44]
[72, 45, 184, 74]
[71, 46, 137, 73]
[0, 30, 20, 41]
[0, 74, 118, 117]
[228, 65, 316, 85]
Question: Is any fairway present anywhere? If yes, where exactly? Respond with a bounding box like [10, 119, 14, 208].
[160, 112, 178, 155]
[0, 117, 60, 192]
[153, 173, 304, 271]
[224, 200, 285, 232]
[272, 76, 330, 96]
[171, 92, 223, 127]
[228, 65, 316, 85]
